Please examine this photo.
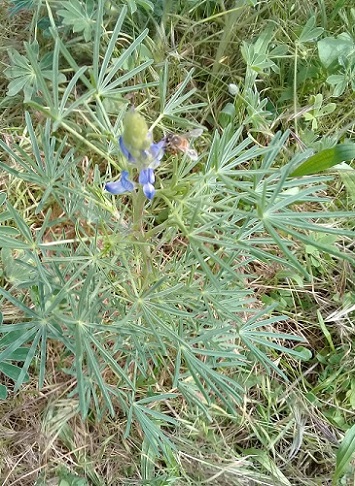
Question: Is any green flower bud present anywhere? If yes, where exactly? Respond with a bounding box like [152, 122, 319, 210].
[122, 110, 151, 158]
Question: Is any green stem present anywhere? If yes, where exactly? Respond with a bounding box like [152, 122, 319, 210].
[132, 188, 153, 287]
[132, 187, 146, 234]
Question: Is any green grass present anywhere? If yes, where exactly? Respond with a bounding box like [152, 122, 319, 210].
[0, 0, 354, 485]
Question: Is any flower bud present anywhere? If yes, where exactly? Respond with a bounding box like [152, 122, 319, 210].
[122, 110, 151, 159]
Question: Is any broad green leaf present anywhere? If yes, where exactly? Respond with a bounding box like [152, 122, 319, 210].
[290, 144, 355, 177]
[6, 73, 31, 97]
[317, 33, 354, 68]
[7, 348, 30, 361]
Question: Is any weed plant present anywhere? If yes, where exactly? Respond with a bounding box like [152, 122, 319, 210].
[0, 0, 354, 484]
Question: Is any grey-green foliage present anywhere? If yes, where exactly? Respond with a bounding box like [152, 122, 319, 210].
[318, 32, 355, 97]
[5, 40, 66, 101]
[1, 0, 354, 458]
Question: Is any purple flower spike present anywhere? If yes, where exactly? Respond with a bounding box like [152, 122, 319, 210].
[105, 170, 134, 195]
[112, 117, 166, 200]
[139, 168, 156, 199]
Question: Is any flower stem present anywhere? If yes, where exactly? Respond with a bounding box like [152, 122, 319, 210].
[132, 187, 146, 234]
[132, 188, 153, 285]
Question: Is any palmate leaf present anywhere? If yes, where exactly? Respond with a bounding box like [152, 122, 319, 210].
[42, 265, 135, 419]
[127, 397, 178, 455]
[5, 41, 66, 101]
[20, 0, 157, 165]
[181, 346, 244, 413]
[0, 322, 39, 390]
[57, 0, 96, 42]
[128, 279, 249, 417]
[0, 284, 64, 392]
[0, 113, 81, 214]
[297, 15, 323, 44]
[326, 74, 348, 97]
[92, 4, 154, 98]
[188, 126, 354, 281]
[26, 35, 95, 131]
[237, 310, 305, 380]
[0, 203, 53, 289]
[161, 67, 206, 120]
[253, 166, 355, 268]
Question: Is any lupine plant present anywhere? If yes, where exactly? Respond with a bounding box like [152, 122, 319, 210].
[1, 0, 355, 481]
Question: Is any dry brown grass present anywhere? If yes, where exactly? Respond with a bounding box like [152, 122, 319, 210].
[0, 380, 143, 485]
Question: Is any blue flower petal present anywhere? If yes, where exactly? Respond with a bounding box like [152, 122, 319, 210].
[105, 181, 127, 195]
[121, 171, 135, 191]
[139, 168, 156, 199]
[150, 140, 165, 161]
[119, 136, 136, 162]
[139, 168, 155, 185]
[105, 171, 134, 195]
[143, 139, 165, 169]
[142, 183, 156, 200]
